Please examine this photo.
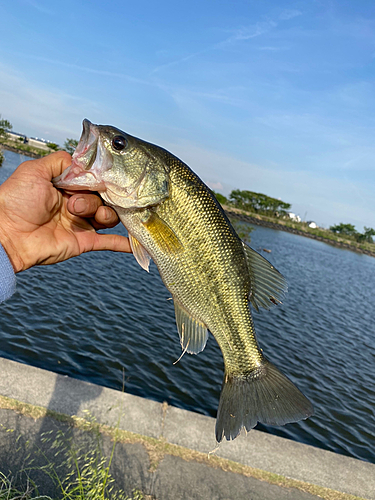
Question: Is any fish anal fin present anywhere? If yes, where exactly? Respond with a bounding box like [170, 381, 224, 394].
[143, 212, 183, 254]
[242, 242, 288, 311]
[129, 234, 151, 272]
[174, 301, 208, 355]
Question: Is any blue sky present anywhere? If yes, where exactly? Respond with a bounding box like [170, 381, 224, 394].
[0, 0, 374, 229]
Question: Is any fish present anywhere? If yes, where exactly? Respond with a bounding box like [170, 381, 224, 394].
[53, 119, 313, 442]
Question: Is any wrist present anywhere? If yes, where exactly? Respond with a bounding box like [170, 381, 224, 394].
[0, 226, 24, 273]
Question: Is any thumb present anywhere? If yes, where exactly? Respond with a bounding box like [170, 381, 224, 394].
[35, 151, 73, 180]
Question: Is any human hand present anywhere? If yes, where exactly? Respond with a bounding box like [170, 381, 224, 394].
[0, 151, 131, 273]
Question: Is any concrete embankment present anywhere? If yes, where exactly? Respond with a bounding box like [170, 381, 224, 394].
[0, 357, 374, 500]
[225, 209, 375, 258]
[0, 143, 44, 159]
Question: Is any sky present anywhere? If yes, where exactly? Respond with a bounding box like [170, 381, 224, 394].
[0, 0, 374, 229]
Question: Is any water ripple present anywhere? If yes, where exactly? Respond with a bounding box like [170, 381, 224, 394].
[1, 151, 375, 463]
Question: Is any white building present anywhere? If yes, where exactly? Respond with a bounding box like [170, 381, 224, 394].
[288, 212, 301, 222]
[6, 131, 50, 151]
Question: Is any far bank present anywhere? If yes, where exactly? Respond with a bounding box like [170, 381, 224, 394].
[225, 207, 375, 258]
[0, 141, 46, 159]
[1, 146, 374, 258]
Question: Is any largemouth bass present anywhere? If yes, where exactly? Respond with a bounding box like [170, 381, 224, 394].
[53, 120, 313, 442]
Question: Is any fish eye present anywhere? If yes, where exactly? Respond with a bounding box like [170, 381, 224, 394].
[112, 135, 127, 151]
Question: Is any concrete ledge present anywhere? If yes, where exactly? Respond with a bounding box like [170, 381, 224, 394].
[0, 357, 374, 499]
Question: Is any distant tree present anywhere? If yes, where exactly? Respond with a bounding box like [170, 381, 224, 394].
[0, 114, 12, 167]
[0, 114, 12, 139]
[63, 138, 79, 155]
[230, 219, 253, 243]
[329, 223, 358, 237]
[363, 227, 375, 243]
[229, 189, 291, 217]
[47, 142, 59, 151]
[212, 190, 228, 205]
[355, 227, 375, 244]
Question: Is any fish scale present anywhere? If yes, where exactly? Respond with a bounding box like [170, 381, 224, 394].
[119, 157, 259, 370]
[157, 158, 261, 372]
[53, 119, 314, 442]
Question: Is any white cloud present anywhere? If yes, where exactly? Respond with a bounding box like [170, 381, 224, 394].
[25, 0, 54, 15]
[207, 181, 223, 191]
[164, 139, 375, 230]
[279, 9, 302, 21]
[0, 63, 103, 143]
[220, 21, 277, 46]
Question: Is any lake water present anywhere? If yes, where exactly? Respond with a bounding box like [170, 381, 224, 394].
[1, 150, 375, 463]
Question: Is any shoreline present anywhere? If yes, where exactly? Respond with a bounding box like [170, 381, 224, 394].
[2, 145, 374, 258]
[225, 208, 375, 258]
[0, 142, 45, 159]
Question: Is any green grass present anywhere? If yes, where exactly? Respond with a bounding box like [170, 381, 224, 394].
[0, 395, 366, 500]
[0, 409, 151, 500]
[0, 471, 46, 500]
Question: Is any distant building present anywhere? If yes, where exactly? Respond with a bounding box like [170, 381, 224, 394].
[6, 131, 50, 150]
[29, 137, 50, 150]
[288, 212, 301, 222]
[6, 130, 28, 143]
[307, 221, 318, 229]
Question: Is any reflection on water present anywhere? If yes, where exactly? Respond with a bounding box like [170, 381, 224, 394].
[1, 150, 375, 463]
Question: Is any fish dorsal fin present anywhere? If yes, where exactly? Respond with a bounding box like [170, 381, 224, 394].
[142, 212, 183, 254]
[174, 301, 209, 354]
[129, 234, 152, 272]
[242, 242, 288, 311]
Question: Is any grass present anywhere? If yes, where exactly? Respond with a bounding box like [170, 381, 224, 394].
[0, 139, 51, 158]
[0, 395, 367, 500]
[0, 400, 152, 500]
[0, 471, 45, 500]
[0, 468, 147, 500]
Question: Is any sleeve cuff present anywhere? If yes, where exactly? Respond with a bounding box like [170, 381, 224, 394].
[0, 243, 16, 302]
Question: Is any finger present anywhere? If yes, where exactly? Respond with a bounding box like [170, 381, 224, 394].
[67, 194, 103, 218]
[37, 151, 72, 179]
[94, 206, 120, 228]
[90, 233, 132, 253]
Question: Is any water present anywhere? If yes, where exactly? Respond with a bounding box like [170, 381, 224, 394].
[1, 150, 375, 463]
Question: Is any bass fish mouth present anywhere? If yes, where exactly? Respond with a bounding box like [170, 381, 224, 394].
[53, 119, 108, 192]
[52, 165, 105, 191]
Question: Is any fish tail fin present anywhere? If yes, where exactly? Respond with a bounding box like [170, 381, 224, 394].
[215, 359, 313, 442]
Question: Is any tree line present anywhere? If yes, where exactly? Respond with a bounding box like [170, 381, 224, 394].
[213, 189, 374, 243]
[329, 223, 375, 244]
[0, 113, 78, 156]
[212, 189, 291, 218]
[1, 113, 374, 244]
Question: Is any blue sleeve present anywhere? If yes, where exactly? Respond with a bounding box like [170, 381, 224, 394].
[0, 243, 16, 302]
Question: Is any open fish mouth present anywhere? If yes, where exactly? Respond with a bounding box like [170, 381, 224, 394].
[52, 119, 109, 191]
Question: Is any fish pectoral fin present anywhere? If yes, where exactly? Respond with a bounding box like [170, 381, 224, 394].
[129, 234, 152, 272]
[242, 242, 288, 311]
[174, 301, 209, 355]
[142, 212, 183, 254]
